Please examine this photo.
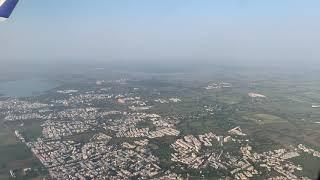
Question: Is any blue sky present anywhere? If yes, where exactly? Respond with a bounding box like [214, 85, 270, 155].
[1, 0, 320, 63]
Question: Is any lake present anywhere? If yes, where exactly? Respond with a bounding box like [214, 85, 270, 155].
[0, 79, 59, 97]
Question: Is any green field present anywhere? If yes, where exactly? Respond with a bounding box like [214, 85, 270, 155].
[0, 121, 44, 179]
[243, 113, 288, 125]
[0, 125, 17, 146]
[291, 154, 320, 179]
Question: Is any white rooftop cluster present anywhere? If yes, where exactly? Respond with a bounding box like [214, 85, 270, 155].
[248, 92, 267, 98]
[205, 82, 232, 90]
[228, 126, 247, 136]
[57, 89, 79, 94]
[154, 97, 182, 104]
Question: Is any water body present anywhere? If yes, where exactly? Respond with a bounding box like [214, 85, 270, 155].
[0, 79, 59, 97]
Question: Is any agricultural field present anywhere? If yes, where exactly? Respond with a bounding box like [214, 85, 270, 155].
[0, 121, 44, 179]
[243, 113, 288, 125]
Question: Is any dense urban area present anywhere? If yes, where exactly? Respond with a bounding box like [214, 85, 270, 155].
[1, 69, 320, 180]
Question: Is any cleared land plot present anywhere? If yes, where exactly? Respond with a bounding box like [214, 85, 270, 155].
[243, 113, 287, 125]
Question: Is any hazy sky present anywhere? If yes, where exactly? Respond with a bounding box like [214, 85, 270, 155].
[1, 0, 320, 64]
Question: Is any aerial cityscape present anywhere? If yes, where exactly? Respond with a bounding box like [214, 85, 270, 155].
[2, 0, 320, 179]
[1, 65, 320, 179]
